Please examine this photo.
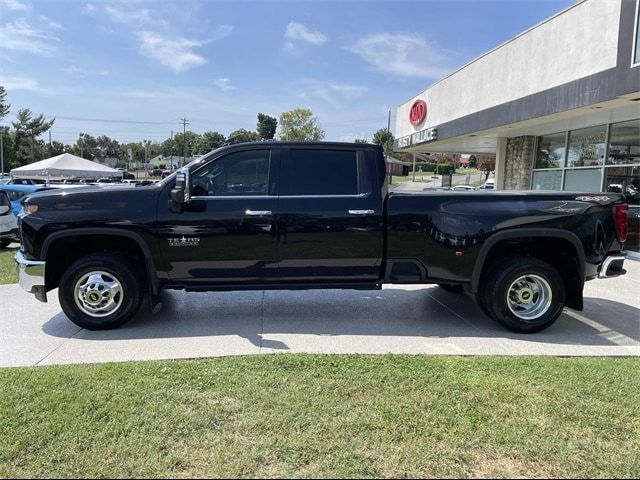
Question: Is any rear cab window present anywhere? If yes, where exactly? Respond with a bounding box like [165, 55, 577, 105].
[280, 149, 370, 196]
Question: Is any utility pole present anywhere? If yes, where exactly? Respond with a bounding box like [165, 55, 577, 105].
[180, 117, 189, 167]
[144, 140, 148, 179]
[79, 133, 84, 158]
[0, 131, 4, 176]
[170, 130, 174, 170]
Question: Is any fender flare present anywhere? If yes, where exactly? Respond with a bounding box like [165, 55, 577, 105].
[42, 228, 160, 296]
[471, 228, 586, 293]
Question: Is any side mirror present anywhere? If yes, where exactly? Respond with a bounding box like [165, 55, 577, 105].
[170, 167, 190, 213]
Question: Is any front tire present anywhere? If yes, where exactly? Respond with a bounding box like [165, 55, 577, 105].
[59, 254, 144, 330]
[478, 256, 566, 333]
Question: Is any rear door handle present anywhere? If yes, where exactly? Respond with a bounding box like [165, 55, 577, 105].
[245, 209, 272, 216]
[348, 209, 375, 215]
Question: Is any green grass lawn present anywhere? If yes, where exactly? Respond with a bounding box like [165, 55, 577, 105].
[1, 355, 638, 478]
[0, 247, 17, 284]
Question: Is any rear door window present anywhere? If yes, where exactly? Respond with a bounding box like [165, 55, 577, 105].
[280, 149, 359, 196]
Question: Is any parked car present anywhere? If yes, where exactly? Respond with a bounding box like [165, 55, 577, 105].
[8, 178, 47, 185]
[477, 178, 495, 190]
[451, 185, 477, 191]
[0, 190, 19, 248]
[0, 185, 54, 216]
[16, 142, 628, 333]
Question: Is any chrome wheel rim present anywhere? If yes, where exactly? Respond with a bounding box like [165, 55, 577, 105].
[506, 274, 552, 321]
[73, 271, 123, 317]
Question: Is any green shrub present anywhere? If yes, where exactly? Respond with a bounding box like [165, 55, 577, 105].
[436, 163, 455, 175]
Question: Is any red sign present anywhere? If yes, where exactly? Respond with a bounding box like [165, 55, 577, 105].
[409, 99, 427, 127]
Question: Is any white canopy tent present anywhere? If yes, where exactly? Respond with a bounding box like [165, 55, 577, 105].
[10, 153, 122, 179]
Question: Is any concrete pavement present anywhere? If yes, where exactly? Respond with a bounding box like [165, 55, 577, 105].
[1, 260, 638, 367]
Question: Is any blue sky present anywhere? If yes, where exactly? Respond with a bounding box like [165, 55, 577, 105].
[0, 0, 574, 145]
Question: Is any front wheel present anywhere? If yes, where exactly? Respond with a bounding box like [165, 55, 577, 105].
[478, 256, 566, 333]
[59, 254, 144, 330]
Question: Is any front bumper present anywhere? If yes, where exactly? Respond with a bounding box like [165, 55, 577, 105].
[598, 253, 626, 279]
[15, 251, 47, 302]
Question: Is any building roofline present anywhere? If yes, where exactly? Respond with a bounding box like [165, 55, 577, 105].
[398, 0, 586, 107]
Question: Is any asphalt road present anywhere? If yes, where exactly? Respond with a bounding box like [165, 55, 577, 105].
[1, 260, 639, 367]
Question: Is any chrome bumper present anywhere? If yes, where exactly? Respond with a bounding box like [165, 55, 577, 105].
[598, 254, 626, 279]
[15, 251, 47, 302]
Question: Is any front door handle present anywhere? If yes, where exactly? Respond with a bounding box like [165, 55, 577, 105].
[245, 209, 272, 216]
[348, 209, 375, 215]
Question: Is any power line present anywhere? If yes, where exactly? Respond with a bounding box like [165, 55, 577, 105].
[41, 114, 177, 125]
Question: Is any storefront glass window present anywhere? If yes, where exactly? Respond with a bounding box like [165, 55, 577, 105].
[535, 132, 566, 169]
[566, 125, 607, 167]
[635, 1, 640, 64]
[532, 170, 562, 190]
[563, 168, 602, 192]
[607, 119, 640, 165]
[605, 166, 640, 253]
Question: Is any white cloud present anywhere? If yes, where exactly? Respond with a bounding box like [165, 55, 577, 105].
[1, 0, 30, 12]
[348, 33, 451, 79]
[0, 75, 43, 92]
[83, 3, 96, 14]
[285, 21, 327, 46]
[0, 20, 59, 55]
[212, 78, 236, 91]
[297, 79, 367, 108]
[138, 31, 207, 73]
[39, 15, 63, 30]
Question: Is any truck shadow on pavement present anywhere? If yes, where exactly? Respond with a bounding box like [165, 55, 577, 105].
[41, 286, 640, 350]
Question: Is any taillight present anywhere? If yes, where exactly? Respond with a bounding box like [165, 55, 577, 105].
[614, 203, 628, 243]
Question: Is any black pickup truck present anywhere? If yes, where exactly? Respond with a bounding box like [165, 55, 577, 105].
[16, 142, 628, 333]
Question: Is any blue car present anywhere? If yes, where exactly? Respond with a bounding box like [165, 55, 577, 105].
[0, 185, 52, 216]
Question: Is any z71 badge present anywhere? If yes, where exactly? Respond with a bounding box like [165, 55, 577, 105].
[169, 236, 200, 247]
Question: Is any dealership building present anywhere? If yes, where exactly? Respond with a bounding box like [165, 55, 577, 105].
[394, 0, 640, 254]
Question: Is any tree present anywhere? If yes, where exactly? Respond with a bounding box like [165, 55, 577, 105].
[477, 155, 496, 181]
[95, 135, 122, 157]
[0, 86, 9, 121]
[257, 113, 277, 140]
[11, 108, 55, 167]
[354, 138, 368, 143]
[173, 131, 200, 159]
[227, 128, 260, 144]
[435, 153, 454, 164]
[372, 128, 394, 155]
[46, 141, 65, 157]
[278, 108, 324, 141]
[194, 131, 225, 154]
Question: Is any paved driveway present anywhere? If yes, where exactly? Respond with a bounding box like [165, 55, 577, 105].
[1, 261, 639, 367]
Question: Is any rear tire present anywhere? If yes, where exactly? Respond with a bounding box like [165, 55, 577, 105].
[478, 256, 565, 333]
[59, 253, 145, 330]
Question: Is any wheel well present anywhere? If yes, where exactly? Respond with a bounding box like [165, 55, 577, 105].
[478, 237, 583, 310]
[45, 235, 149, 292]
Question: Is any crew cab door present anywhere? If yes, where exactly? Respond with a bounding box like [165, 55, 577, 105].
[274, 147, 383, 284]
[156, 148, 278, 284]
